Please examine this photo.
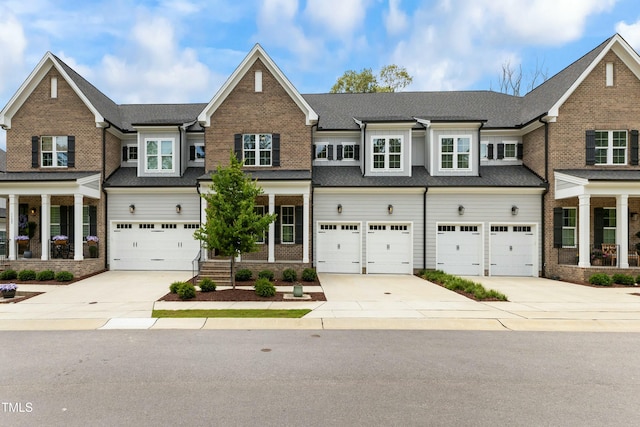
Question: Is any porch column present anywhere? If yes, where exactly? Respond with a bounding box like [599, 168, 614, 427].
[201, 198, 208, 261]
[303, 193, 309, 263]
[41, 194, 51, 260]
[8, 194, 17, 260]
[578, 194, 591, 268]
[268, 193, 275, 262]
[74, 194, 84, 260]
[617, 194, 629, 268]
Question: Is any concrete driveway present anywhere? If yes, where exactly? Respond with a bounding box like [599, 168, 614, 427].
[0, 271, 190, 321]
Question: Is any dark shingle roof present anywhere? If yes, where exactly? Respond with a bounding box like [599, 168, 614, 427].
[556, 169, 640, 181]
[105, 167, 204, 187]
[198, 170, 311, 181]
[119, 104, 207, 130]
[313, 166, 545, 188]
[0, 171, 99, 181]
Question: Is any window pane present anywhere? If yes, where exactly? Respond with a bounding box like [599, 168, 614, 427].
[562, 229, 575, 247]
[259, 151, 271, 166]
[595, 131, 608, 147]
[243, 134, 255, 149]
[389, 154, 401, 168]
[147, 141, 158, 155]
[595, 148, 607, 164]
[613, 131, 626, 147]
[56, 136, 68, 152]
[244, 152, 256, 165]
[57, 152, 68, 167]
[343, 145, 354, 159]
[259, 134, 272, 149]
[147, 156, 158, 170]
[373, 154, 385, 169]
[457, 154, 469, 169]
[373, 139, 386, 153]
[603, 229, 616, 244]
[161, 141, 173, 155]
[441, 138, 453, 153]
[316, 144, 327, 159]
[604, 209, 616, 227]
[195, 145, 205, 159]
[42, 153, 53, 167]
[563, 209, 576, 227]
[129, 146, 138, 160]
[162, 156, 173, 170]
[457, 137, 470, 153]
[41, 137, 53, 151]
[441, 154, 453, 168]
[505, 144, 516, 158]
[613, 148, 625, 164]
[480, 144, 488, 159]
[282, 226, 294, 243]
[389, 138, 401, 153]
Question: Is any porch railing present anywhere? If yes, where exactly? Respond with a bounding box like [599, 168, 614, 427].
[12, 240, 100, 260]
[558, 244, 621, 267]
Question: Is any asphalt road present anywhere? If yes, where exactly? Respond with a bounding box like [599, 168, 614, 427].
[1, 330, 639, 426]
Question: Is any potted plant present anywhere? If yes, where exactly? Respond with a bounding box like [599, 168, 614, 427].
[15, 235, 29, 247]
[0, 283, 18, 298]
[52, 235, 68, 246]
[591, 249, 603, 266]
[293, 282, 303, 297]
[86, 235, 99, 246]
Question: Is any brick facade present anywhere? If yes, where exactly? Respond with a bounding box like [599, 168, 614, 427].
[540, 51, 640, 279]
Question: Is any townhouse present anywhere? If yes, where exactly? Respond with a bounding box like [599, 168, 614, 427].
[0, 34, 639, 283]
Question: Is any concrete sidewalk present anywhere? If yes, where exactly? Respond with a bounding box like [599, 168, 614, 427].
[1, 272, 640, 331]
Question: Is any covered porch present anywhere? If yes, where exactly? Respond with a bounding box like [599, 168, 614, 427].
[555, 170, 640, 269]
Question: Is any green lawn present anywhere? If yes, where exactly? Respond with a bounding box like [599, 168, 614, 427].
[152, 309, 312, 318]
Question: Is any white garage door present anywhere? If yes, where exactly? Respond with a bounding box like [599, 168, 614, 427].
[111, 222, 201, 270]
[316, 223, 361, 273]
[436, 225, 482, 275]
[490, 225, 535, 276]
[367, 223, 412, 274]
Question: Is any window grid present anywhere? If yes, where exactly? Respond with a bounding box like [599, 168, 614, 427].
[281, 206, 294, 244]
[41, 136, 68, 168]
[146, 139, 174, 172]
[372, 137, 402, 170]
[343, 144, 355, 160]
[562, 208, 576, 248]
[440, 136, 471, 170]
[243, 134, 272, 166]
[595, 130, 627, 165]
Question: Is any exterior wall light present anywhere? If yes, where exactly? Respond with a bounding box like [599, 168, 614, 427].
[511, 205, 519, 215]
[388, 204, 393, 214]
[176, 204, 182, 214]
[30, 207, 37, 215]
[129, 204, 135, 214]
[458, 205, 465, 215]
[337, 204, 342, 214]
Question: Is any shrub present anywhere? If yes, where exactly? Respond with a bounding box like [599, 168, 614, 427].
[235, 269, 253, 282]
[258, 270, 275, 281]
[282, 268, 297, 282]
[254, 277, 276, 297]
[55, 271, 74, 282]
[177, 283, 196, 300]
[636, 275, 640, 285]
[36, 270, 56, 281]
[0, 269, 17, 280]
[301, 268, 317, 282]
[419, 269, 507, 301]
[17, 269, 37, 281]
[169, 281, 184, 294]
[612, 273, 635, 286]
[589, 273, 612, 286]
[198, 278, 217, 292]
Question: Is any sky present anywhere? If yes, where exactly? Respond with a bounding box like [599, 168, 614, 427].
[2, 0, 640, 150]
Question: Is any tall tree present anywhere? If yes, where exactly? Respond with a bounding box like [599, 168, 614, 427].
[330, 65, 413, 93]
[194, 153, 276, 288]
[493, 58, 548, 96]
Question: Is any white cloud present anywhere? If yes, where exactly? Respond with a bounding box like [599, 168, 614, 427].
[0, 11, 28, 95]
[384, 0, 408, 36]
[304, 0, 368, 38]
[616, 19, 640, 51]
[0, 130, 6, 151]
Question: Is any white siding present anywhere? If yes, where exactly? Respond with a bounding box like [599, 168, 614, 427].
[480, 135, 523, 166]
[314, 191, 425, 271]
[412, 133, 425, 166]
[312, 136, 360, 167]
[109, 193, 200, 222]
[426, 192, 541, 274]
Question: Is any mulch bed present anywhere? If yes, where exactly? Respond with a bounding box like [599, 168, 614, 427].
[0, 292, 43, 304]
[159, 288, 326, 302]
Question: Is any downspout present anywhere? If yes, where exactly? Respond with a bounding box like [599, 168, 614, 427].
[423, 187, 428, 270]
[101, 121, 111, 270]
[539, 116, 550, 277]
[310, 123, 318, 268]
[477, 122, 485, 176]
[354, 118, 366, 176]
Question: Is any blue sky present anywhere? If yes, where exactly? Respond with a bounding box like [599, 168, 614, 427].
[2, 0, 640, 149]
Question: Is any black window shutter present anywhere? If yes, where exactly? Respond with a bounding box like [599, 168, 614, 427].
[189, 146, 196, 161]
[89, 206, 97, 236]
[594, 208, 604, 248]
[337, 145, 343, 160]
[517, 143, 523, 160]
[354, 145, 360, 160]
[272, 133, 280, 166]
[234, 134, 242, 162]
[67, 136, 75, 167]
[122, 146, 128, 161]
[553, 207, 563, 248]
[586, 130, 596, 165]
[31, 136, 39, 168]
[631, 130, 639, 166]
[497, 143, 505, 160]
[295, 206, 303, 244]
[327, 145, 333, 161]
[275, 206, 281, 244]
[487, 144, 494, 160]
[312, 145, 317, 159]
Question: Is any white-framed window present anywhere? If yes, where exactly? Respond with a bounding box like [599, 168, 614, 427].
[83, 206, 90, 238]
[504, 142, 517, 160]
[41, 136, 68, 167]
[342, 143, 355, 160]
[562, 207, 576, 248]
[243, 134, 272, 166]
[126, 145, 138, 163]
[50, 205, 61, 237]
[193, 143, 205, 162]
[255, 206, 265, 244]
[440, 135, 471, 170]
[371, 136, 402, 170]
[603, 208, 616, 244]
[145, 139, 175, 172]
[315, 144, 328, 160]
[480, 142, 488, 161]
[281, 206, 294, 244]
[595, 130, 627, 165]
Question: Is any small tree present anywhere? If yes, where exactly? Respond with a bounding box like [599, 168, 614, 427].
[330, 64, 413, 93]
[194, 153, 276, 288]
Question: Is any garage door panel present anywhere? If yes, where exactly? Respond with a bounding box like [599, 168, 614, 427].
[316, 223, 361, 273]
[367, 224, 412, 274]
[436, 225, 482, 276]
[490, 225, 535, 276]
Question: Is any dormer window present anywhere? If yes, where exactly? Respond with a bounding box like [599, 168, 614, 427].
[440, 135, 471, 170]
[372, 136, 402, 170]
[145, 139, 175, 172]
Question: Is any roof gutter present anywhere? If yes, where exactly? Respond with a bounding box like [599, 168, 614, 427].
[354, 118, 366, 176]
[477, 121, 484, 177]
[101, 121, 111, 271]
